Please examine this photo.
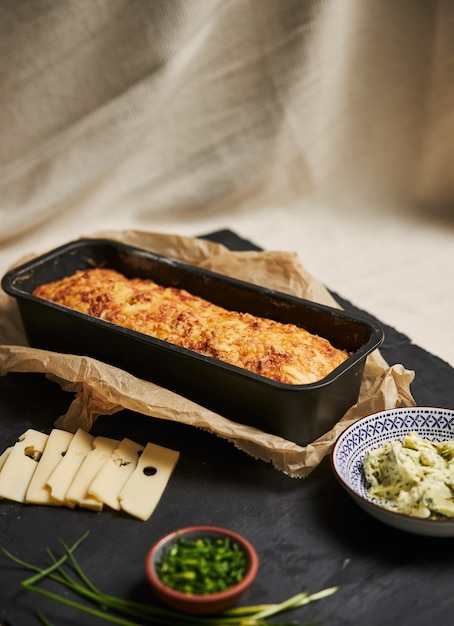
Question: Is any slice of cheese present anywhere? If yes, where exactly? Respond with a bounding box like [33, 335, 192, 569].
[118, 442, 180, 521]
[0, 446, 12, 473]
[88, 438, 144, 510]
[25, 429, 74, 505]
[0, 428, 180, 520]
[65, 436, 118, 511]
[46, 428, 95, 507]
[0, 446, 11, 498]
[0, 430, 49, 502]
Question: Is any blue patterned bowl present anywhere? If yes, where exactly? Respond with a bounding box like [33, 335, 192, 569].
[331, 407, 454, 536]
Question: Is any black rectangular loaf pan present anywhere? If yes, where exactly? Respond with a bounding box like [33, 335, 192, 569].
[1, 238, 384, 446]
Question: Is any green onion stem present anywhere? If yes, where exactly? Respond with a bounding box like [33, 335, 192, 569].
[0, 530, 90, 586]
[250, 588, 338, 621]
[56, 536, 100, 592]
[24, 582, 149, 626]
[35, 610, 54, 626]
[1, 532, 337, 626]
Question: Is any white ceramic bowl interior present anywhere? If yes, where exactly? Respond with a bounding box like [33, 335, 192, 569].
[331, 406, 454, 537]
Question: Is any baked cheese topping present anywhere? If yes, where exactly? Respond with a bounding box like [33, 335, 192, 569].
[33, 268, 350, 385]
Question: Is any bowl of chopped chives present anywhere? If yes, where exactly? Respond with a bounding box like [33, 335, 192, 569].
[145, 525, 259, 614]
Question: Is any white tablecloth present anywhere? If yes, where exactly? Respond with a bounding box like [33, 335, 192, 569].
[1, 1, 453, 369]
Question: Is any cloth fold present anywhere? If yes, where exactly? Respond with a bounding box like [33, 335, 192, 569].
[1, 1, 454, 241]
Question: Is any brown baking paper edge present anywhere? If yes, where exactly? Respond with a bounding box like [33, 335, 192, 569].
[0, 229, 415, 478]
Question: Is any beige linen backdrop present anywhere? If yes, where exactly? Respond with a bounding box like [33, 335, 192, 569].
[0, 0, 453, 241]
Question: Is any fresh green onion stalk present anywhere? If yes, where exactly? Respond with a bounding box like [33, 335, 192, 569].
[1, 531, 337, 626]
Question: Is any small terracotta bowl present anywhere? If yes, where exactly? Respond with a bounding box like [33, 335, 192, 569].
[144, 525, 259, 615]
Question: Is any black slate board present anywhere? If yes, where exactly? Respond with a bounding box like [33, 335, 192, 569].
[1, 229, 454, 626]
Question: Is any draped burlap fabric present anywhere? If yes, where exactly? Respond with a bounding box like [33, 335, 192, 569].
[1, 0, 453, 241]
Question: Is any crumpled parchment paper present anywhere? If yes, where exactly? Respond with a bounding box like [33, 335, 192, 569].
[0, 230, 415, 477]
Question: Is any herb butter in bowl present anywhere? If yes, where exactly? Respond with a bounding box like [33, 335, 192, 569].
[145, 525, 259, 614]
[331, 407, 454, 536]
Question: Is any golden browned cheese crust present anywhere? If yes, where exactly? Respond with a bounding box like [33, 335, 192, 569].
[33, 268, 350, 385]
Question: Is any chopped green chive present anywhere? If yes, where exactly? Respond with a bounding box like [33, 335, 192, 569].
[156, 537, 249, 595]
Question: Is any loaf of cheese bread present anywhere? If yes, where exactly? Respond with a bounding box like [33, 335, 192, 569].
[33, 268, 350, 385]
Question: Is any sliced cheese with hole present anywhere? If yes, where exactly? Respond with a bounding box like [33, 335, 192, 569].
[0, 430, 49, 502]
[88, 438, 144, 510]
[0, 428, 179, 520]
[25, 429, 74, 505]
[65, 436, 118, 511]
[46, 428, 95, 507]
[118, 442, 180, 521]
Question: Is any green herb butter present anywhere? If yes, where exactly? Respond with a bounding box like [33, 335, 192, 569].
[362, 432, 454, 519]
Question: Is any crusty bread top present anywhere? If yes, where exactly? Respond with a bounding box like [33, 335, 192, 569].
[33, 268, 350, 385]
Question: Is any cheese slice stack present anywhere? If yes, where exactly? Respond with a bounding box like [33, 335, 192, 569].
[0, 428, 179, 520]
